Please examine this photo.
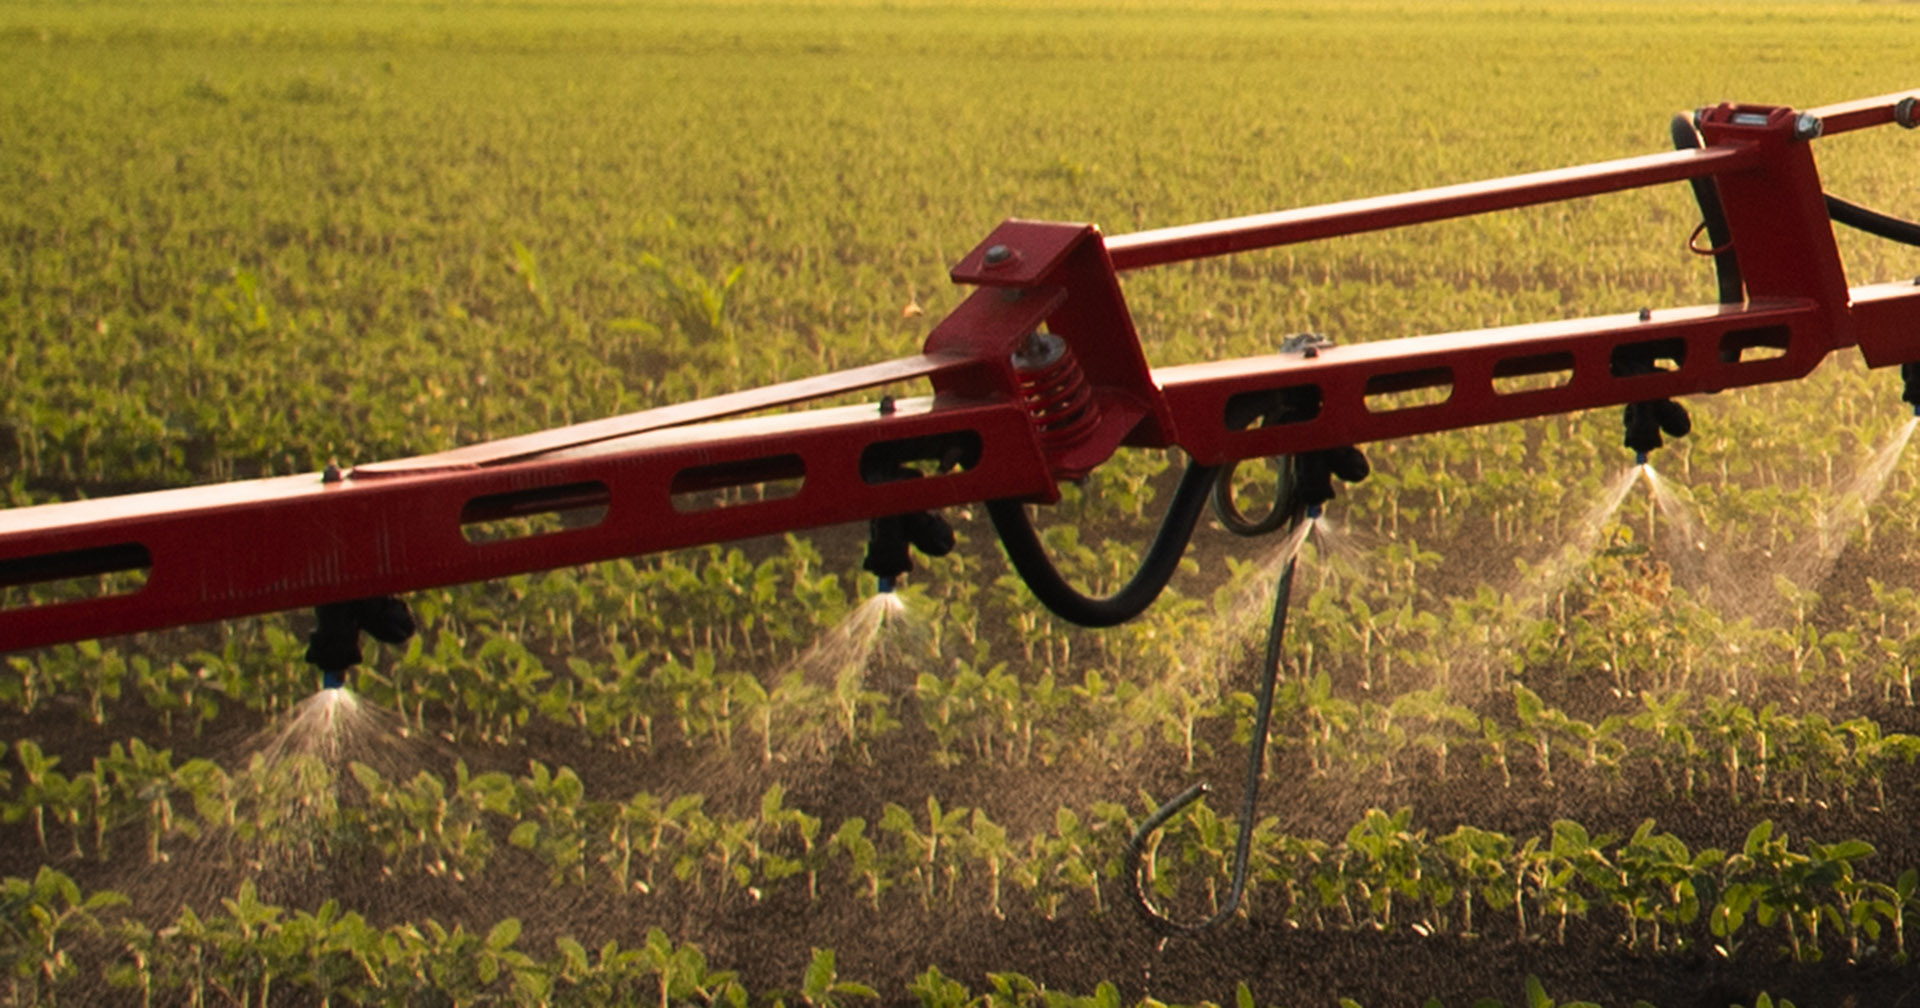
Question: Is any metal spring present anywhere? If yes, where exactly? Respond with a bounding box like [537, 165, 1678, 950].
[1013, 332, 1101, 455]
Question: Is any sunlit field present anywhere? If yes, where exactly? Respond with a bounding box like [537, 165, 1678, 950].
[4, 1, 1920, 1004]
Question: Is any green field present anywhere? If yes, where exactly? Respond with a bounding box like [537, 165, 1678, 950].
[5, 1, 1920, 1004]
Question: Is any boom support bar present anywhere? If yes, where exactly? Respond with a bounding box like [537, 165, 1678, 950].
[1104, 145, 1758, 270]
[4, 93, 1919, 652]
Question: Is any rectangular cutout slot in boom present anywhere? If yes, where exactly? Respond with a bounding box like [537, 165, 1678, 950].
[860, 431, 983, 483]
[1224, 385, 1322, 430]
[1492, 352, 1576, 395]
[1611, 337, 1687, 377]
[1364, 367, 1453, 412]
[462, 481, 611, 544]
[1720, 324, 1791, 364]
[0, 541, 151, 609]
[670, 455, 805, 513]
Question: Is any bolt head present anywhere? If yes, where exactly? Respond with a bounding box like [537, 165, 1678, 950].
[1792, 112, 1823, 140]
[983, 244, 1013, 266]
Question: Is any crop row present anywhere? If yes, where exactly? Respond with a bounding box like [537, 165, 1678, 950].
[14, 600, 1920, 811]
[5, 737, 1913, 965]
[2, 863, 1809, 1008]
[10, 624, 1920, 832]
[1281, 678, 1920, 808]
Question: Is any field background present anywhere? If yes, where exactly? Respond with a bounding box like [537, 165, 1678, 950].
[5, 1, 1920, 1005]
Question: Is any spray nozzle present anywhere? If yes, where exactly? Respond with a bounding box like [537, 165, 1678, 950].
[1614, 344, 1691, 462]
[862, 510, 955, 592]
[1901, 362, 1920, 416]
[1293, 445, 1369, 515]
[1634, 451, 1651, 467]
[1622, 399, 1691, 461]
[306, 595, 416, 690]
[859, 459, 957, 595]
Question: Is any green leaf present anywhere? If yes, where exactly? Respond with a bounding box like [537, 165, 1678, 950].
[557, 936, 589, 974]
[488, 917, 522, 951]
[804, 947, 837, 996]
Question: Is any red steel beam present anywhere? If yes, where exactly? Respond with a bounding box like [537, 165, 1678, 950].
[0, 397, 1056, 652]
[1104, 146, 1759, 270]
[1805, 89, 1920, 136]
[355, 352, 973, 475]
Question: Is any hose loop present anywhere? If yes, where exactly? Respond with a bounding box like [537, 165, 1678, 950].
[986, 459, 1219, 628]
[1210, 458, 1296, 537]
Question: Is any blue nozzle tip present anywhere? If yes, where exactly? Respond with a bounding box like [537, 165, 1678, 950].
[1634, 451, 1650, 466]
[876, 577, 896, 593]
[321, 670, 347, 690]
[1305, 504, 1323, 520]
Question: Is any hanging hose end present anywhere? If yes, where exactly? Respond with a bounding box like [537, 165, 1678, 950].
[1901, 362, 1920, 416]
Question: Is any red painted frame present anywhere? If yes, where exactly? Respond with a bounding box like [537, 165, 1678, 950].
[5, 92, 1919, 653]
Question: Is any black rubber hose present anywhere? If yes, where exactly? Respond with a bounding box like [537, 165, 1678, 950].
[987, 459, 1221, 628]
[1210, 458, 1295, 537]
[1670, 113, 1743, 304]
[1124, 531, 1299, 935]
[1827, 194, 1920, 247]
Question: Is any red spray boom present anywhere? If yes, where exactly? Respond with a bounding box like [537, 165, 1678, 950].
[5, 92, 1920, 671]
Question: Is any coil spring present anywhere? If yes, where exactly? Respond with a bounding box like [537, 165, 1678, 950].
[1012, 332, 1101, 455]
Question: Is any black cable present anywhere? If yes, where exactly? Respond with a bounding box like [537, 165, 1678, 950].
[1827, 193, 1920, 247]
[986, 459, 1220, 628]
[1671, 113, 1743, 304]
[1124, 514, 1302, 935]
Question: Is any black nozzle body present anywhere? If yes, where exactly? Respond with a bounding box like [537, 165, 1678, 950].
[1623, 399, 1691, 458]
[863, 510, 956, 586]
[1294, 446, 1370, 512]
[306, 595, 416, 688]
[860, 459, 955, 589]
